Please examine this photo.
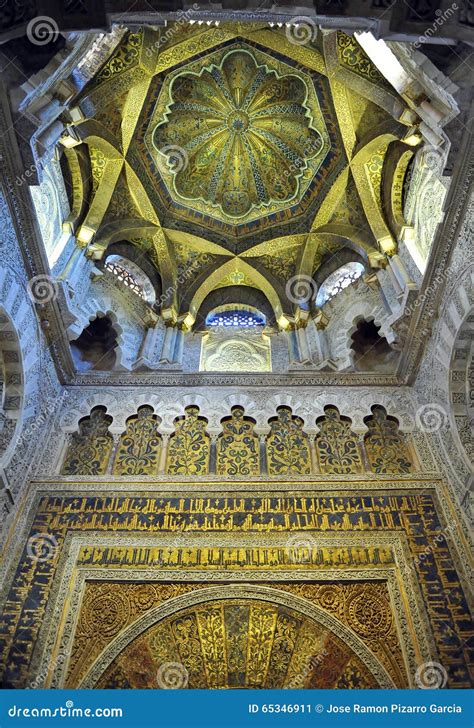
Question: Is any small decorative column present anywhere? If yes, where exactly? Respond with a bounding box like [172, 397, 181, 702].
[308, 434, 319, 474]
[259, 434, 267, 475]
[294, 308, 311, 364]
[358, 433, 369, 472]
[173, 323, 186, 365]
[379, 256, 403, 300]
[107, 433, 121, 474]
[58, 239, 83, 282]
[135, 311, 160, 368]
[286, 324, 301, 365]
[54, 433, 71, 475]
[209, 434, 219, 474]
[312, 309, 331, 366]
[158, 433, 170, 474]
[160, 321, 177, 364]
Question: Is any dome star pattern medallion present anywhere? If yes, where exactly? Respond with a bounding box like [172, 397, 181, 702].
[151, 48, 326, 221]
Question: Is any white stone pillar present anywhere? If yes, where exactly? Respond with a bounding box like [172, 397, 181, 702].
[173, 326, 185, 365]
[287, 327, 301, 364]
[296, 325, 311, 363]
[390, 254, 417, 292]
[160, 323, 177, 363]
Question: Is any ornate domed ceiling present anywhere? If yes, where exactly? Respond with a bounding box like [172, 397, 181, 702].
[63, 23, 422, 324]
[150, 46, 328, 222]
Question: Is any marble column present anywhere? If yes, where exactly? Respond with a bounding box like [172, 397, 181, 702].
[173, 326, 185, 365]
[158, 434, 170, 474]
[160, 323, 177, 363]
[390, 253, 417, 292]
[259, 434, 268, 474]
[296, 325, 311, 363]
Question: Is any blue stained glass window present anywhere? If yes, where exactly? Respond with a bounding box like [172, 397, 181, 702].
[206, 309, 266, 328]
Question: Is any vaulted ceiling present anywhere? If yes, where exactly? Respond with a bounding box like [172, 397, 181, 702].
[62, 23, 420, 326]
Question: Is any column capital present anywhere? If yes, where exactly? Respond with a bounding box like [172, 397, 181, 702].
[143, 309, 160, 329]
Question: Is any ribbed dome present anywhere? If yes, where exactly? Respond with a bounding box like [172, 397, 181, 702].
[153, 49, 324, 219]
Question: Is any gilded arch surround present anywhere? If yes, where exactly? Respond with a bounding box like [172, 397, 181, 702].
[84, 586, 396, 689]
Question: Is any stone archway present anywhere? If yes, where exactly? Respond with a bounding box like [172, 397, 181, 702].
[79, 585, 395, 689]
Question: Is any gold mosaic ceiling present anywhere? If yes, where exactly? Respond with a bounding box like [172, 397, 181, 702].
[66, 23, 420, 322]
[151, 47, 328, 222]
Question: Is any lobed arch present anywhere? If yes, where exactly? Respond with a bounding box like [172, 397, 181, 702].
[68, 309, 130, 372]
[326, 299, 397, 371]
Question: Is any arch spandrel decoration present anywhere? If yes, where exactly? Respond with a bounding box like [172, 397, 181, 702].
[266, 406, 311, 475]
[112, 406, 162, 475]
[363, 406, 413, 474]
[315, 405, 363, 474]
[216, 406, 260, 476]
[95, 597, 383, 689]
[61, 406, 113, 475]
[166, 405, 210, 475]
